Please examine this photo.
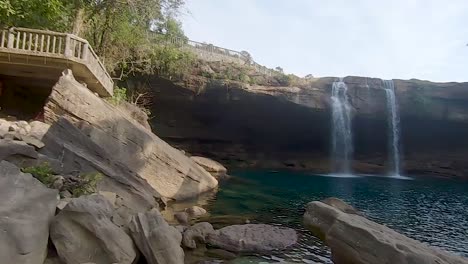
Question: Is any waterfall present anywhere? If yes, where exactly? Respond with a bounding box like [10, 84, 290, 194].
[331, 78, 353, 174]
[383, 80, 402, 176]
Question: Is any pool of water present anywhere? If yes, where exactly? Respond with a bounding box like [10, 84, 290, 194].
[202, 171, 468, 263]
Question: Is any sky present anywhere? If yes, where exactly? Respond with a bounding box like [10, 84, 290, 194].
[180, 0, 468, 82]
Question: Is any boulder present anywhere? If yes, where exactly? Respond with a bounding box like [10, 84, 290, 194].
[29, 121, 50, 140]
[185, 206, 207, 217]
[182, 222, 215, 249]
[128, 209, 185, 264]
[303, 200, 468, 264]
[0, 139, 38, 160]
[111, 205, 133, 227]
[174, 212, 189, 225]
[43, 71, 218, 200]
[18, 134, 45, 149]
[207, 224, 297, 253]
[175, 225, 188, 234]
[0, 119, 9, 137]
[191, 156, 228, 178]
[40, 117, 160, 212]
[322, 197, 361, 215]
[98, 191, 117, 207]
[0, 161, 58, 264]
[50, 195, 136, 264]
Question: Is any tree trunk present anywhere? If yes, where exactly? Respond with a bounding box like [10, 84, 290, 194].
[72, 8, 85, 36]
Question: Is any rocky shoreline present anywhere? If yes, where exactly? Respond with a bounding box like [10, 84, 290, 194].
[1, 70, 467, 264]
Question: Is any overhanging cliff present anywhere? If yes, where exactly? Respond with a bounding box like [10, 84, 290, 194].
[149, 76, 468, 179]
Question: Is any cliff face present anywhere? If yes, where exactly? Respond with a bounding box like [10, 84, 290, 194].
[149, 76, 468, 179]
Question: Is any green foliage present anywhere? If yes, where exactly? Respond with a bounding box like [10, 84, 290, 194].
[238, 73, 250, 83]
[0, 0, 69, 30]
[22, 163, 55, 186]
[276, 74, 293, 86]
[1, 0, 187, 79]
[149, 44, 196, 79]
[70, 172, 103, 197]
[275, 66, 284, 73]
[108, 87, 128, 105]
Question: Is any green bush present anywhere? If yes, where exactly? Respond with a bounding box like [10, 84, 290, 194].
[70, 172, 103, 197]
[276, 74, 292, 86]
[238, 73, 250, 83]
[108, 87, 128, 105]
[22, 163, 55, 186]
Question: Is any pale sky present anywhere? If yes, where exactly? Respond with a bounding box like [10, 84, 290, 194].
[180, 0, 468, 82]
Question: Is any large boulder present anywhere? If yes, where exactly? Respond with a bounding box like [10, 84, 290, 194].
[0, 161, 58, 264]
[50, 195, 137, 264]
[185, 205, 207, 217]
[128, 209, 185, 264]
[207, 224, 297, 253]
[0, 139, 38, 160]
[322, 197, 361, 215]
[182, 222, 215, 249]
[303, 200, 468, 264]
[40, 117, 160, 212]
[43, 71, 218, 200]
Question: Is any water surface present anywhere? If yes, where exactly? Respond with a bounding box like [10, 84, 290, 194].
[203, 171, 468, 263]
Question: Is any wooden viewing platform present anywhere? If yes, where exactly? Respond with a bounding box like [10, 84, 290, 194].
[0, 27, 113, 97]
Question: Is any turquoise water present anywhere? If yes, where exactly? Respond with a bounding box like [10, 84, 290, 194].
[203, 171, 468, 263]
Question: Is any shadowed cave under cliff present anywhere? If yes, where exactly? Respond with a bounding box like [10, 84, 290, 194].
[148, 78, 468, 178]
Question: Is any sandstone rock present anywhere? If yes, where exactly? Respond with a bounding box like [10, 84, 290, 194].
[182, 222, 215, 249]
[128, 209, 185, 264]
[322, 197, 361, 215]
[29, 120, 50, 140]
[111, 206, 133, 227]
[207, 224, 297, 253]
[0, 119, 9, 137]
[0, 161, 58, 264]
[303, 200, 468, 264]
[8, 123, 19, 132]
[19, 134, 45, 149]
[40, 117, 160, 212]
[0, 139, 38, 160]
[44, 71, 218, 200]
[2, 132, 16, 140]
[50, 195, 136, 264]
[185, 206, 207, 217]
[191, 156, 228, 176]
[175, 225, 188, 234]
[175, 212, 189, 225]
[56, 198, 72, 211]
[98, 191, 117, 207]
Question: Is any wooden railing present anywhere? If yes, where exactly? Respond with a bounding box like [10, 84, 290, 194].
[151, 33, 275, 77]
[0, 27, 113, 95]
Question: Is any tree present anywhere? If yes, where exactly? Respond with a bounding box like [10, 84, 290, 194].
[275, 66, 284, 73]
[0, 0, 69, 30]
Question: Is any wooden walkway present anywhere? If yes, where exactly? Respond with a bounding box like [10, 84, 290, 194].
[0, 27, 113, 96]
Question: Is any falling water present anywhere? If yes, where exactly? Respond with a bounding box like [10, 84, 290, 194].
[383, 80, 402, 176]
[331, 78, 353, 174]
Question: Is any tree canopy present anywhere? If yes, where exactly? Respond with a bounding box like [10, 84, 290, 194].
[0, 0, 193, 79]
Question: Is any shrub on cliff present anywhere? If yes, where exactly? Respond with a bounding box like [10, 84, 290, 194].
[22, 163, 103, 197]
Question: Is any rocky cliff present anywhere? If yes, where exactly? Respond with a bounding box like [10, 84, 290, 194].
[149, 76, 468, 179]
